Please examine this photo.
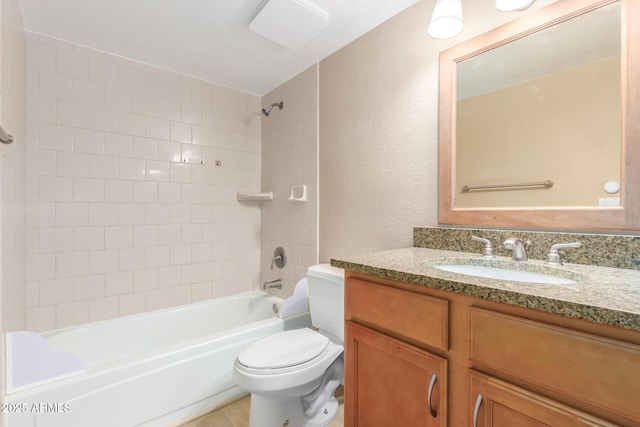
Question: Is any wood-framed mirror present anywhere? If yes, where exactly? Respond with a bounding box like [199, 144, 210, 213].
[438, 0, 639, 230]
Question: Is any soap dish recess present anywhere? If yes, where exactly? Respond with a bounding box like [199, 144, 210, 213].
[237, 191, 273, 201]
[288, 185, 307, 202]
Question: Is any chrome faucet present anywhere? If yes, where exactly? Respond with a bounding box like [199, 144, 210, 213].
[263, 278, 283, 290]
[503, 237, 528, 261]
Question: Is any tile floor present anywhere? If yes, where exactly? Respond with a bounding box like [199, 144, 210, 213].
[181, 390, 344, 427]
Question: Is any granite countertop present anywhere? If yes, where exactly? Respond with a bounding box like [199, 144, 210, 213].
[331, 247, 640, 332]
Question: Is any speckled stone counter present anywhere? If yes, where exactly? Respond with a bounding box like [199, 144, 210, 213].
[414, 227, 640, 270]
[331, 247, 640, 331]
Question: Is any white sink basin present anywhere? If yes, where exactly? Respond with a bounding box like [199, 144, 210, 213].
[433, 264, 577, 285]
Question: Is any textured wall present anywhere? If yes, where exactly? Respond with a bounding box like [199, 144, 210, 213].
[318, 0, 557, 262]
[25, 34, 262, 331]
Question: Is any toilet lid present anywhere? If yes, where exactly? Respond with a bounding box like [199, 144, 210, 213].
[238, 328, 329, 369]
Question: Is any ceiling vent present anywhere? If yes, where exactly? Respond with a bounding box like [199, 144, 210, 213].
[249, 0, 329, 49]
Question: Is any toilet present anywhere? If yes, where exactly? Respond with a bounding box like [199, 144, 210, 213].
[232, 264, 345, 427]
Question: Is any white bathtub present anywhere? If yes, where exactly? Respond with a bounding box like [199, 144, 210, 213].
[3, 291, 311, 427]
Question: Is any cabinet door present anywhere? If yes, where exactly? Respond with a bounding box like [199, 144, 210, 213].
[469, 370, 617, 427]
[345, 322, 447, 427]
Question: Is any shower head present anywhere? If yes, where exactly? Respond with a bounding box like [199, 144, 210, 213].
[262, 101, 284, 116]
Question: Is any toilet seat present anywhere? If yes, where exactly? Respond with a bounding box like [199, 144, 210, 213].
[237, 328, 329, 371]
[233, 328, 344, 393]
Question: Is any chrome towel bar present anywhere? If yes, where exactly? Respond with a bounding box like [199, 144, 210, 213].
[462, 180, 553, 192]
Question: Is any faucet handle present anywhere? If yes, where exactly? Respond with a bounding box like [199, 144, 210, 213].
[270, 247, 287, 270]
[545, 242, 581, 265]
[471, 236, 495, 258]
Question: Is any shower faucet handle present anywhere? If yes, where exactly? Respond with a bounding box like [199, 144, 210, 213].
[270, 247, 286, 270]
[471, 236, 495, 258]
[270, 255, 282, 270]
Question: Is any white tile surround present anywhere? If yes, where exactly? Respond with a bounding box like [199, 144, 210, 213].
[1, 0, 27, 333]
[1, 0, 27, 402]
[25, 33, 265, 331]
[260, 66, 318, 294]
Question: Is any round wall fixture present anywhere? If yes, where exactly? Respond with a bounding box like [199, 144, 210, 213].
[604, 181, 620, 194]
[271, 247, 287, 269]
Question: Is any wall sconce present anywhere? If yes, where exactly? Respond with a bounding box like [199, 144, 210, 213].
[495, 0, 536, 12]
[428, 0, 463, 39]
[428, 0, 537, 39]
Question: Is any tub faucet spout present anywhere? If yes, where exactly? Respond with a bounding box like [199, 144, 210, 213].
[263, 279, 283, 290]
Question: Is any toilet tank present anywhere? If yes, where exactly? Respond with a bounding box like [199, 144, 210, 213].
[306, 264, 345, 343]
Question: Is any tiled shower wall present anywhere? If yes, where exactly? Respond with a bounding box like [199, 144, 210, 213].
[1, 0, 26, 402]
[25, 33, 263, 331]
[260, 66, 318, 294]
[1, 0, 27, 333]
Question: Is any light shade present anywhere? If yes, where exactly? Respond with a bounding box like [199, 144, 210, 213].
[495, 0, 536, 12]
[428, 0, 463, 39]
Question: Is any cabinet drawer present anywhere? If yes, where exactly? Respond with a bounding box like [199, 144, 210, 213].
[469, 308, 640, 423]
[346, 278, 449, 351]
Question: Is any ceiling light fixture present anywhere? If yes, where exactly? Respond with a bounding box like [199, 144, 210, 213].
[428, 0, 463, 39]
[495, 0, 536, 12]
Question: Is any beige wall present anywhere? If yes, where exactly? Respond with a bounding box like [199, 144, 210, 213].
[457, 56, 620, 208]
[260, 66, 318, 295]
[318, 0, 556, 262]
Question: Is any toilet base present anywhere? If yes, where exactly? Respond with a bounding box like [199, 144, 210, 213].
[249, 394, 339, 427]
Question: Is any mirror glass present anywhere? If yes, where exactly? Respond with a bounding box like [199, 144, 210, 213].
[455, 2, 621, 208]
[438, 0, 639, 231]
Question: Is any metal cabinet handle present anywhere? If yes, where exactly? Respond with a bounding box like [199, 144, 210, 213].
[427, 374, 437, 417]
[473, 394, 483, 427]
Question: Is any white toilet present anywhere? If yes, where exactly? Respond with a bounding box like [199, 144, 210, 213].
[232, 264, 345, 427]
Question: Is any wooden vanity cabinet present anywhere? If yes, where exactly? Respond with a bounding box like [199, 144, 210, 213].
[345, 322, 447, 427]
[344, 277, 449, 427]
[469, 308, 640, 424]
[344, 272, 640, 427]
[468, 371, 617, 427]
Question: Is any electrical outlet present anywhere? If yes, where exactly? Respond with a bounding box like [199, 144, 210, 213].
[598, 197, 620, 207]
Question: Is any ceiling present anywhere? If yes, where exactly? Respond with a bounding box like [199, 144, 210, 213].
[18, 0, 419, 96]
